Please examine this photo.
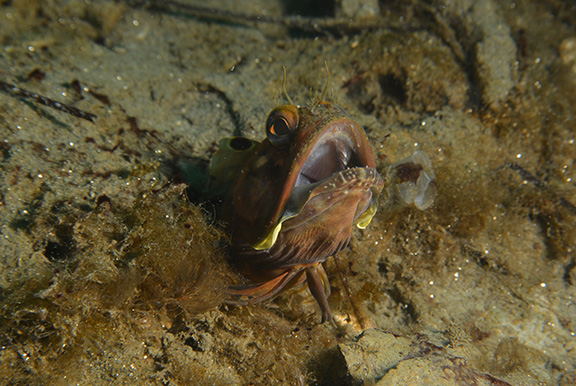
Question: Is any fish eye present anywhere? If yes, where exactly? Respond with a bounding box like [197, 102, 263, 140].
[265, 106, 299, 147]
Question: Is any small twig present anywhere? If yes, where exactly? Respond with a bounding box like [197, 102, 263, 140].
[0, 80, 97, 123]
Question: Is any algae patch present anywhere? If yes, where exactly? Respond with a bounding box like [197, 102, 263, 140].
[0, 184, 233, 384]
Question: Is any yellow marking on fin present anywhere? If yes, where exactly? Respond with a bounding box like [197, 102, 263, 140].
[252, 208, 302, 250]
[253, 221, 283, 250]
[356, 201, 378, 229]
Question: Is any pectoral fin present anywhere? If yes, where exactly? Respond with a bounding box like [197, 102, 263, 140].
[227, 269, 305, 305]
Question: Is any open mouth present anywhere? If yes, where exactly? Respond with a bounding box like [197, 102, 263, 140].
[282, 129, 370, 221]
[295, 133, 359, 187]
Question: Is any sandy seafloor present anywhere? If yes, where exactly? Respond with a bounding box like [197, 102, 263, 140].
[1, 0, 576, 384]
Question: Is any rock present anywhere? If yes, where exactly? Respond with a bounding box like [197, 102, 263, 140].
[338, 329, 412, 383]
[337, 0, 380, 19]
[439, 0, 517, 109]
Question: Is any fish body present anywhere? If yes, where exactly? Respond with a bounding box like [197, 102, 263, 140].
[214, 101, 384, 322]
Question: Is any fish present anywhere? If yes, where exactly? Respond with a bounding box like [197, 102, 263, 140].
[212, 100, 384, 323]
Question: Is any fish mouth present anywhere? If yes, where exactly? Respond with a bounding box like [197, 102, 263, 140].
[294, 132, 360, 187]
[250, 118, 382, 251]
[283, 128, 373, 219]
